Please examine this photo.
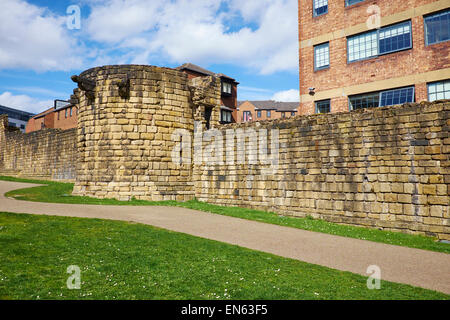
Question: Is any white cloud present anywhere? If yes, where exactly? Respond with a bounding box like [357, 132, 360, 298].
[0, 91, 53, 114]
[239, 86, 273, 93]
[272, 89, 299, 102]
[0, 0, 83, 72]
[228, 0, 275, 22]
[2, 86, 69, 98]
[0, 0, 299, 75]
[86, 0, 163, 43]
[85, 0, 299, 75]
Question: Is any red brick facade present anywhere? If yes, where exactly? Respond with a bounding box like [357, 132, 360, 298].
[177, 64, 239, 123]
[237, 101, 298, 123]
[26, 105, 77, 133]
[298, 0, 450, 115]
[53, 106, 78, 131]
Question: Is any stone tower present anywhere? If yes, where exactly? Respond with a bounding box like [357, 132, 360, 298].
[71, 65, 221, 201]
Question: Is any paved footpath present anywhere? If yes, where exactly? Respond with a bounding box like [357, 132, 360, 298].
[0, 181, 449, 294]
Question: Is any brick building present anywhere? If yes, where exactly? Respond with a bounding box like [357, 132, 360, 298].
[237, 101, 298, 122]
[298, 0, 450, 115]
[176, 63, 239, 124]
[26, 100, 77, 133]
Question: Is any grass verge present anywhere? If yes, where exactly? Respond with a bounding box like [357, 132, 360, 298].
[1, 175, 449, 254]
[0, 212, 448, 300]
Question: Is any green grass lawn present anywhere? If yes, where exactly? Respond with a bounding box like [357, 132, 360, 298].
[1, 176, 449, 254]
[0, 212, 448, 300]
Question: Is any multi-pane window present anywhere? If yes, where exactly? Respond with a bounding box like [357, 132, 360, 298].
[267, 110, 271, 118]
[291, 111, 296, 116]
[281, 112, 286, 118]
[379, 21, 411, 54]
[345, 0, 365, 6]
[348, 31, 377, 62]
[424, 10, 450, 45]
[221, 109, 232, 123]
[349, 87, 415, 110]
[350, 92, 382, 110]
[428, 80, 450, 102]
[313, 0, 328, 17]
[314, 42, 329, 70]
[348, 21, 412, 62]
[222, 82, 232, 94]
[257, 110, 262, 118]
[316, 99, 331, 113]
[379, 87, 415, 107]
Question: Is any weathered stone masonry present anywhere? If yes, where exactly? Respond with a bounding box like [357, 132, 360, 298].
[0, 114, 76, 180]
[71, 65, 220, 201]
[195, 101, 450, 240]
[0, 64, 448, 240]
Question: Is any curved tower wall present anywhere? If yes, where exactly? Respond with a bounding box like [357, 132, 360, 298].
[72, 65, 220, 201]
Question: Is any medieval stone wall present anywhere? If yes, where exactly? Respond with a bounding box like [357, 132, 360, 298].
[71, 65, 221, 201]
[0, 114, 77, 180]
[194, 101, 450, 240]
[0, 64, 448, 240]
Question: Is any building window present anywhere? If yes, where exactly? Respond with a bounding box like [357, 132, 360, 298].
[314, 42, 330, 71]
[345, 0, 365, 6]
[313, 0, 328, 17]
[222, 82, 232, 94]
[65, 109, 68, 118]
[70, 107, 73, 117]
[291, 111, 296, 116]
[20, 124, 25, 130]
[57, 111, 60, 120]
[349, 92, 380, 110]
[424, 10, 450, 46]
[221, 109, 232, 123]
[41, 122, 45, 129]
[267, 110, 271, 118]
[243, 111, 252, 122]
[348, 21, 412, 63]
[349, 86, 415, 110]
[316, 99, 331, 113]
[281, 112, 286, 118]
[348, 31, 377, 62]
[9, 122, 16, 127]
[379, 87, 415, 107]
[257, 110, 262, 118]
[379, 22, 412, 54]
[428, 80, 450, 102]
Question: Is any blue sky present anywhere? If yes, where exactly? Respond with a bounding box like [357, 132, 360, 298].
[0, 0, 299, 114]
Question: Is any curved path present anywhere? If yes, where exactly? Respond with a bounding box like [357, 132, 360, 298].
[0, 180, 449, 294]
